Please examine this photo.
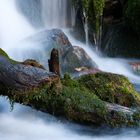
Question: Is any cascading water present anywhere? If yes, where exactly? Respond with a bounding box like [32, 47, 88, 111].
[83, 11, 89, 46]
[0, 0, 35, 48]
[41, 0, 76, 28]
[0, 0, 140, 139]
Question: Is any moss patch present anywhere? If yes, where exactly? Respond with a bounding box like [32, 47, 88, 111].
[77, 73, 140, 107]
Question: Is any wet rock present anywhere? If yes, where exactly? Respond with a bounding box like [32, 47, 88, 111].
[73, 67, 101, 77]
[129, 62, 140, 75]
[61, 46, 97, 73]
[24, 29, 97, 74]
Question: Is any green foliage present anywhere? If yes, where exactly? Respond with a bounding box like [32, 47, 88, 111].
[72, 0, 104, 33]
[82, 0, 104, 33]
[125, 0, 140, 36]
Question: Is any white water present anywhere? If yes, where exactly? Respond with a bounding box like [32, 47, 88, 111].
[0, 0, 140, 139]
[42, 0, 75, 28]
[83, 11, 89, 46]
[0, 97, 140, 140]
[0, 0, 34, 48]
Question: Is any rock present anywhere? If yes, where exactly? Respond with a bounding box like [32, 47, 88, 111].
[61, 46, 97, 73]
[73, 67, 101, 77]
[104, 0, 123, 25]
[101, 0, 140, 58]
[129, 62, 140, 75]
[0, 51, 60, 92]
[24, 29, 97, 74]
[48, 48, 60, 75]
[101, 22, 140, 58]
[77, 72, 140, 107]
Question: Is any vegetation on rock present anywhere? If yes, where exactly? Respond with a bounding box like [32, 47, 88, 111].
[77, 73, 140, 107]
[2, 71, 140, 127]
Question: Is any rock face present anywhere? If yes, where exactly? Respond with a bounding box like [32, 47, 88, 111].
[25, 29, 97, 74]
[101, 0, 140, 58]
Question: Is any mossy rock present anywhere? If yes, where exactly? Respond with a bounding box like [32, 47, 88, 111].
[77, 73, 140, 107]
[7, 75, 108, 125]
[2, 72, 140, 127]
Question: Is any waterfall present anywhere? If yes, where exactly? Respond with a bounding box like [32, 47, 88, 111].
[83, 11, 89, 46]
[41, 0, 76, 28]
[0, 1, 140, 139]
[0, 0, 139, 83]
[0, 0, 35, 48]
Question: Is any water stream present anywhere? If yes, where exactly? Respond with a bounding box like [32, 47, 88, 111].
[0, 0, 140, 139]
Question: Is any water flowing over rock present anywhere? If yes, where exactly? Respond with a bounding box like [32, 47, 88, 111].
[41, 0, 76, 28]
[24, 29, 97, 74]
[16, 0, 43, 28]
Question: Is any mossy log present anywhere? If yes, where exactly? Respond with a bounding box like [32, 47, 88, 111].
[0, 48, 140, 127]
[0, 52, 60, 92]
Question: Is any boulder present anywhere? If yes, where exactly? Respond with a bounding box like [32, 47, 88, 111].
[77, 73, 140, 107]
[61, 46, 97, 73]
[24, 29, 97, 74]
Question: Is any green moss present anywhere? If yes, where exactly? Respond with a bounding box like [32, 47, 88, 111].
[125, 0, 140, 37]
[2, 72, 140, 127]
[73, 0, 104, 33]
[82, 0, 104, 33]
[77, 73, 140, 107]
